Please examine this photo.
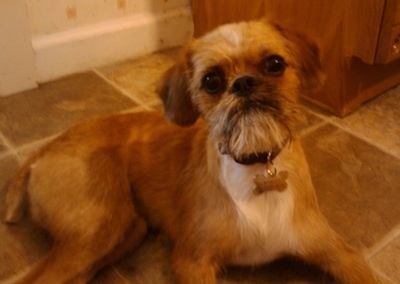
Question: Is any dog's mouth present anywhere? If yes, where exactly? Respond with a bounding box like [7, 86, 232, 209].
[236, 95, 282, 113]
[234, 152, 270, 164]
[214, 106, 291, 163]
[218, 137, 288, 165]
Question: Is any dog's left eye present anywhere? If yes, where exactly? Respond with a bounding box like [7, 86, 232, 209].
[202, 71, 226, 94]
[261, 55, 287, 76]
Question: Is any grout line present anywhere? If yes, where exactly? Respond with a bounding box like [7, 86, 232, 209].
[118, 105, 152, 114]
[371, 266, 396, 284]
[92, 68, 153, 111]
[304, 107, 400, 160]
[331, 123, 400, 160]
[0, 150, 18, 162]
[14, 134, 58, 158]
[299, 120, 329, 138]
[366, 223, 400, 260]
[0, 131, 23, 162]
[1, 106, 156, 164]
[0, 134, 59, 165]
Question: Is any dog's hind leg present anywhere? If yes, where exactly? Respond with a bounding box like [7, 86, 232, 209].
[80, 216, 148, 283]
[12, 215, 147, 284]
[9, 150, 146, 283]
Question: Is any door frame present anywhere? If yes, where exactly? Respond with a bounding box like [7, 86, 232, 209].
[0, 0, 37, 96]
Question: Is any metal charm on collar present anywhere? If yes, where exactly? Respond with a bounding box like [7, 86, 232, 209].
[266, 151, 277, 176]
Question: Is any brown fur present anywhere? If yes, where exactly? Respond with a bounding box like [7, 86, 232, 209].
[4, 20, 376, 283]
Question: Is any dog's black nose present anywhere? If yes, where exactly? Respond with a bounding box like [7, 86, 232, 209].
[230, 76, 259, 96]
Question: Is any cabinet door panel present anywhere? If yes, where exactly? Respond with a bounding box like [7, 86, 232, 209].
[192, 0, 385, 64]
[376, 0, 400, 63]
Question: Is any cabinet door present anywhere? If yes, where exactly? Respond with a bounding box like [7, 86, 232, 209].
[191, 0, 385, 64]
[376, 0, 400, 63]
[192, 0, 264, 37]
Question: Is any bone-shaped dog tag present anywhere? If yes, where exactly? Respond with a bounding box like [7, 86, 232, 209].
[252, 153, 288, 194]
[253, 171, 289, 194]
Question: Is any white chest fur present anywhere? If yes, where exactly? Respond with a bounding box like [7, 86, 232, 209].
[220, 154, 298, 265]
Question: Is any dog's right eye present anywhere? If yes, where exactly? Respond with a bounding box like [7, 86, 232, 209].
[202, 71, 226, 94]
[261, 55, 287, 77]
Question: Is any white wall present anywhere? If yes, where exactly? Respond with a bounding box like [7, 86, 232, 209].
[0, 0, 193, 96]
[27, 0, 190, 36]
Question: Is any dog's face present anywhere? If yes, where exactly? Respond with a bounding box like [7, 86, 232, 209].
[159, 20, 325, 160]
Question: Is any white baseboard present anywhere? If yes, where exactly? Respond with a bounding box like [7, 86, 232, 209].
[33, 7, 193, 83]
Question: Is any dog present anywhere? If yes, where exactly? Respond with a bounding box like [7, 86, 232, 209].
[3, 19, 376, 283]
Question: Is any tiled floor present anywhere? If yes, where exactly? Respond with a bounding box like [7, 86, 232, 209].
[0, 49, 399, 283]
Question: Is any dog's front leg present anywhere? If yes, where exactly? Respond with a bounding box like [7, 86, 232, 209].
[171, 246, 219, 284]
[296, 215, 377, 284]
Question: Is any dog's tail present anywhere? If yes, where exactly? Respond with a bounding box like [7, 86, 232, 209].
[4, 150, 42, 223]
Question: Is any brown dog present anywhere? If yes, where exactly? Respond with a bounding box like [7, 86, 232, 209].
[4, 20, 376, 283]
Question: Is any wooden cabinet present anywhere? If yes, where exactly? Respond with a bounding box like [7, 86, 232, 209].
[191, 0, 400, 116]
[376, 0, 400, 63]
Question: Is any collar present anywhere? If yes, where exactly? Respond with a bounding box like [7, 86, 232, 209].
[232, 141, 288, 165]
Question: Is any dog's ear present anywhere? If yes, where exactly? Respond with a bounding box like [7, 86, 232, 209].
[274, 23, 326, 91]
[158, 47, 199, 126]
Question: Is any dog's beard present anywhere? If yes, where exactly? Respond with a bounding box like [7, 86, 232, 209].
[209, 95, 296, 159]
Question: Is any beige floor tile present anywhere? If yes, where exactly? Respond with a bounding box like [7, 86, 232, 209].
[330, 85, 399, 159]
[0, 154, 19, 193]
[298, 107, 326, 135]
[0, 72, 137, 146]
[301, 124, 400, 250]
[97, 49, 179, 107]
[370, 233, 400, 283]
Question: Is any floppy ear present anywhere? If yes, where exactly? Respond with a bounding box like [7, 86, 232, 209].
[274, 24, 326, 91]
[157, 48, 199, 126]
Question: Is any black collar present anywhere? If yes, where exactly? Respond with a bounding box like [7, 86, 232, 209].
[233, 142, 287, 165]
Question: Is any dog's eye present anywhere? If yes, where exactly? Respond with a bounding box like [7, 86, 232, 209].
[202, 71, 225, 94]
[262, 55, 287, 76]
